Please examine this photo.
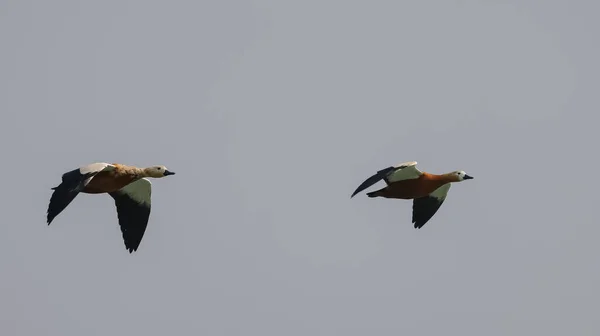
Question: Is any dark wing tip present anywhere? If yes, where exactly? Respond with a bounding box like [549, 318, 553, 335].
[351, 166, 396, 198]
[110, 192, 151, 254]
[412, 196, 445, 229]
[46, 181, 83, 226]
[47, 169, 93, 226]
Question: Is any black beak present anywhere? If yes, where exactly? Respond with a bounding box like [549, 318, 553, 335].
[463, 174, 473, 180]
[164, 170, 175, 176]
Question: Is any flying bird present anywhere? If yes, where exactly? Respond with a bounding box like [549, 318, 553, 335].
[46, 162, 175, 253]
[351, 161, 473, 228]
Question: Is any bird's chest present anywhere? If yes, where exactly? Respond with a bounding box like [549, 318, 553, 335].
[386, 177, 445, 199]
[83, 172, 139, 194]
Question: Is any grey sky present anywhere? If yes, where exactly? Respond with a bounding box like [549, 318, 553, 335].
[1, 0, 599, 335]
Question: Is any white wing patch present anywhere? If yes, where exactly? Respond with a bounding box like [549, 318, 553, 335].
[429, 183, 451, 200]
[79, 162, 116, 174]
[394, 161, 418, 168]
[387, 162, 422, 183]
[117, 178, 152, 205]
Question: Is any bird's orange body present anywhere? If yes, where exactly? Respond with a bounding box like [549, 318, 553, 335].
[369, 173, 455, 199]
[83, 164, 141, 194]
[83, 173, 138, 194]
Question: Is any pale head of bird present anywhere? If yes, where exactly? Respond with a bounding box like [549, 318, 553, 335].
[451, 170, 473, 182]
[143, 165, 176, 178]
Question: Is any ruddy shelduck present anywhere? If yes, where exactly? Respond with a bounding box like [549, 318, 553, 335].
[351, 161, 473, 228]
[46, 162, 175, 253]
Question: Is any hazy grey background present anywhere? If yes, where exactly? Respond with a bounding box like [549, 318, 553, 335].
[1, 0, 599, 335]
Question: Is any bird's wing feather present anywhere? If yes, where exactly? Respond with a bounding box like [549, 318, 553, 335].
[109, 178, 152, 253]
[411, 183, 451, 229]
[385, 161, 422, 183]
[78, 162, 116, 175]
[351, 161, 421, 198]
[47, 163, 116, 225]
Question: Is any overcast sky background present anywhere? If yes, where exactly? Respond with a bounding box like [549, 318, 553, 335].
[1, 0, 599, 335]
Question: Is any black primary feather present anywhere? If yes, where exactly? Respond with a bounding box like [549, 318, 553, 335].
[47, 169, 94, 225]
[412, 196, 445, 229]
[109, 191, 151, 253]
[351, 166, 396, 198]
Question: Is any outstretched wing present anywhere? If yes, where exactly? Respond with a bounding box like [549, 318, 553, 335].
[351, 161, 421, 198]
[412, 183, 451, 229]
[109, 178, 152, 253]
[47, 163, 115, 225]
